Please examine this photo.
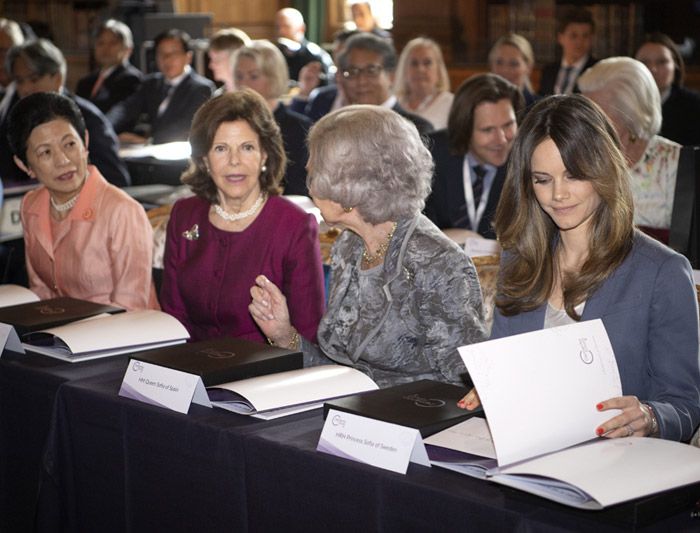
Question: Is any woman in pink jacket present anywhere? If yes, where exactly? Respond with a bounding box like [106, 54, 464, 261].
[7, 92, 158, 310]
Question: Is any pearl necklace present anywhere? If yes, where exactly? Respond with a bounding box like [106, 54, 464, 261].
[50, 194, 80, 213]
[362, 222, 398, 267]
[213, 194, 265, 222]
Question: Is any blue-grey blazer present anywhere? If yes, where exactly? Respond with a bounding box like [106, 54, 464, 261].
[491, 231, 700, 441]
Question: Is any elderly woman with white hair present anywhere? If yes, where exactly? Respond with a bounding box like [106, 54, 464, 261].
[394, 37, 454, 130]
[249, 105, 487, 388]
[578, 57, 680, 243]
[233, 39, 310, 196]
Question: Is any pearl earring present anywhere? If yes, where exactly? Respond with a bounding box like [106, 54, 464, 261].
[261, 165, 267, 173]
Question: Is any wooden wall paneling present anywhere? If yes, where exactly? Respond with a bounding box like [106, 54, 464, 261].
[173, 0, 282, 39]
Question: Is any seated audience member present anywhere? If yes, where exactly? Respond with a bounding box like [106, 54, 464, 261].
[458, 95, 700, 442]
[207, 27, 250, 94]
[636, 32, 700, 147]
[350, 2, 391, 40]
[489, 33, 540, 107]
[2, 39, 129, 186]
[161, 90, 324, 343]
[578, 57, 680, 243]
[7, 92, 157, 309]
[0, 18, 24, 134]
[425, 74, 524, 239]
[334, 32, 433, 135]
[250, 105, 487, 388]
[394, 37, 453, 130]
[539, 7, 596, 96]
[108, 29, 214, 144]
[75, 19, 143, 115]
[233, 40, 311, 196]
[274, 7, 333, 82]
[0, 18, 24, 94]
[291, 29, 358, 122]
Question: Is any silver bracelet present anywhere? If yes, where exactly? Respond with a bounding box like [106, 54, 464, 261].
[640, 403, 659, 437]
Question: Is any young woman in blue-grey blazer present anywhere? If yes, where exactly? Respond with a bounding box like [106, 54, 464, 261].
[460, 95, 700, 442]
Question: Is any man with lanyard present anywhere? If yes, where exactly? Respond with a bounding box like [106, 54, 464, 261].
[425, 74, 523, 239]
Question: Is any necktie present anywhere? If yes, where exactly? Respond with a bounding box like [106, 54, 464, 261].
[472, 165, 487, 209]
[559, 66, 574, 94]
[157, 82, 175, 116]
[90, 70, 107, 98]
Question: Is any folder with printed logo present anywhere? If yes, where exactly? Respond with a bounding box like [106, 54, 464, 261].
[323, 380, 482, 437]
[133, 336, 303, 386]
[0, 296, 124, 336]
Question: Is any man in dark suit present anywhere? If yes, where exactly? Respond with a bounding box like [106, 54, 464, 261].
[425, 74, 524, 239]
[1, 38, 130, 187]
[539, 7, 597, 96]
[333, 32, 432, 136]
[75, 19, 143, 115]
[107, 29, 214, 145]
[274, 8, 333, 82]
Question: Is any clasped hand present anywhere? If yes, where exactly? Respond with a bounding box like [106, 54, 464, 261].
[457, 389, 655, 438]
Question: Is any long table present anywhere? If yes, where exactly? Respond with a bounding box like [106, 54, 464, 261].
[0, 352, 130, 532]
[9, 360, 693, 533]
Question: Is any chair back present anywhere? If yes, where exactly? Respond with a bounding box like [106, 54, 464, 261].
[669, 146, 700, 267]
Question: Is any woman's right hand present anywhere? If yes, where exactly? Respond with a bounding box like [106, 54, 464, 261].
[457, 388, 481, 410]
[249, 275, 296, 346]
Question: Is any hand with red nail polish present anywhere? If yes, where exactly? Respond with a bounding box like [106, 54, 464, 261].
[457, 388, 481, 410]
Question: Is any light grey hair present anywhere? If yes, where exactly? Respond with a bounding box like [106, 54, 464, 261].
[6, 38, 66, 83]
[233, 39, 289, 100]
[98, 19, 134, 49]
[578, 56, 661, 141]
[307, 105, 433, 225]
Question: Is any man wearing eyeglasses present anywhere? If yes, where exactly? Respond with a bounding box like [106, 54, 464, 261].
[306, 33, 432, 135]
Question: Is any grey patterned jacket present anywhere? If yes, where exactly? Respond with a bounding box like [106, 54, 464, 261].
[301, 214, 487, 388]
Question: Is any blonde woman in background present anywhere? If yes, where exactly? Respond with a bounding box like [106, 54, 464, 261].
[489, 33, 539, 107]
[394, 37, 453, 130]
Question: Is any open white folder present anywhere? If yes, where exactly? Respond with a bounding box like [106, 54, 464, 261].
[207, 365, 378, 419]
[0, 284, 39, 308]
[425, 320, 700, 509]
[22, 310, 189, 362]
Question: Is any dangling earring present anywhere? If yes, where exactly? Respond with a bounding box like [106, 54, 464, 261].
[343, 206, 353, 213]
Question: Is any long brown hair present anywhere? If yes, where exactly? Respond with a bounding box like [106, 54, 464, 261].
[495, 95, 634, 319]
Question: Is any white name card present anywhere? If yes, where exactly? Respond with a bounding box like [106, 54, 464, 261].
[0, 323, 24, 355]
[317, 409, 430, 475]
[119, 359, 212, 414]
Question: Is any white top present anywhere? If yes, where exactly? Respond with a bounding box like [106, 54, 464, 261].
[400, 91, 454, 130]
[630, 135, 681, 230]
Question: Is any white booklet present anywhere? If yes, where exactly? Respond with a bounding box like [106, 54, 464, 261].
[425, 320, 700, 509]
[0, 284, 39, 308]
[207, 365, 378, 420]
[22, 310, 190, 362]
